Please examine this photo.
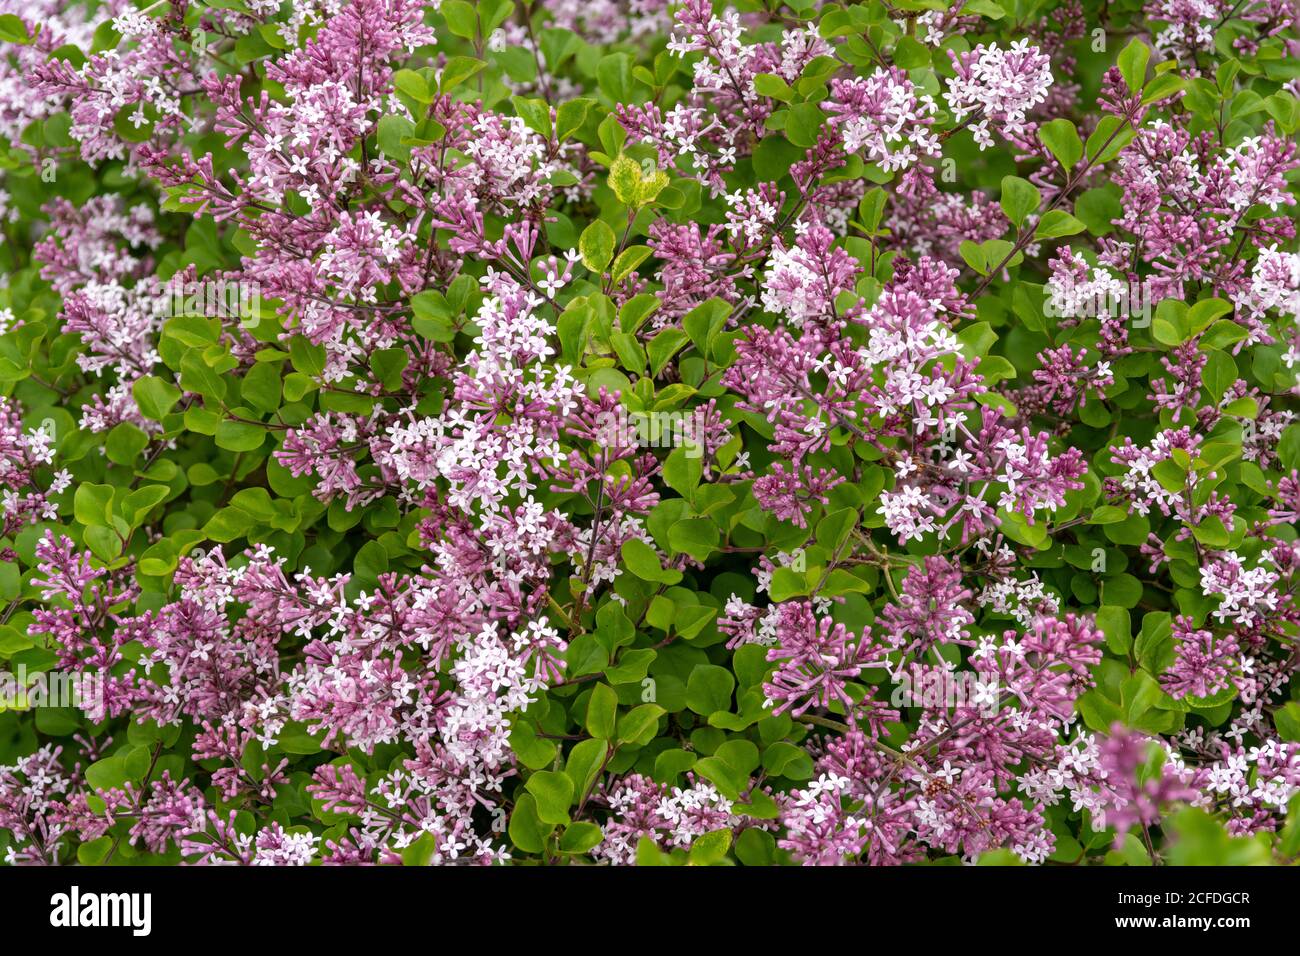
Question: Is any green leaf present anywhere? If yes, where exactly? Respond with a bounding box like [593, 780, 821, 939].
[369, 348, 409, 391]
[648, 328, 689, 377]
[441, 1, 478, 39]
[580, 220, 616, 273]
[762, 741, 814, 780]
[1152, 300, 1191, 346]
[1201, 349, 1237, 401]
[0, 14, 33, 44]
[1039, 118, 1083, 170]
[611, 245, 652, 284]
[606, 647, 655, 683]
[1135, 612, 1174, 673]
[393, 68, 431, 103]
[688, 828, 732, 865]
[686, 664, 735, 716]
[1117, 38, 1151, 93]
[1191, 514, 1231, 548]
[241, 362, 282, 415]
[511, 95, 553, 139]
[106, 422, 149, 466]
[1188, 297, 1232, 335]
[556, 98, 594, 140]
[1034, 210, 1086, 239]
[857, 188, 887, 234]
[784, 102, 826, 148]
[84, 755, 130, 792]
[1101, 573, 1143, 609]
[133, 375, 181, 421]
[508, 794, 549, 853]
[663, 446, 702, 498]
[440, 55, 485, 93]
[277, 723, 325, 754]
[893, 34, 931, 68]
[1084, 116, 1136, 165]
[957, 321, 998, 358]
[682, 298, 730, 356]
[754, 73, 793, 102]
[376, 114, 415, 160]
[565, 737, 608, 800]
[77, 836, 113, 865]
[617, 703, 665, 746]
[645, 595, 674, 631]
[1075, 187, 1122, 236]
[585, 683, 618, 740]
[768, 567, 809, 602]
[1096, 605, 1132, 655]
[959, 240, 988, 275]
[999, 176, 1040, 228]
[596, 52, 634, 102]
[559, 822, 604, 853]
[608, 154, 642, 206]
[215, 418, 266, 452]
[204, 506, 253, 543]
[620, 538, 682, 584]
[1276, 702, 1300, 742]
[1165, 807, 1271, 865]
[667, 517, 718, 561]
[179, 350, 227, 402]
[289, 337, 326, 377]
[230, 487, 276, 521]
[74, 483, 114, 528]
[1142, 72, 1185, 105]
[123, 485, 169, 525]
[525, 770, 574, 825]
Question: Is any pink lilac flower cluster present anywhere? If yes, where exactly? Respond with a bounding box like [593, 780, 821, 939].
[945, 40, 1056, 150]
[712, 580, 1104, 864]
[0, 398, 69, 536]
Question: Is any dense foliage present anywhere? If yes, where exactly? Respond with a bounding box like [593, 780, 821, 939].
[0, 0, 1298, 867]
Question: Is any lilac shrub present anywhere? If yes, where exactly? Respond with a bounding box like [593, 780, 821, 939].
[0, 0, 1297, 867]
